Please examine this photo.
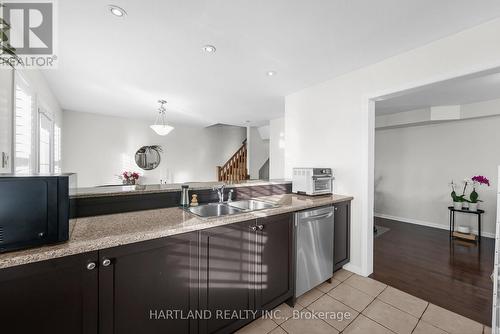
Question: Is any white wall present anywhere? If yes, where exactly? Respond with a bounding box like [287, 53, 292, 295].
[284, 18, 500, 276]
[269, 117, 285, 179]
[20, 69, 63, 128]
[62, 111, 246, 187]
[247, 126, 269, 179]
[375, 115, 500, 236]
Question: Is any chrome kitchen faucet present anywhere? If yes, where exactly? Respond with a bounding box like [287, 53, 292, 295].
[213, 184, 225, 203]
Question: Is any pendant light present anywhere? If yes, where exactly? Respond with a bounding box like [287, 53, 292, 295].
[150, 99, 174, 136]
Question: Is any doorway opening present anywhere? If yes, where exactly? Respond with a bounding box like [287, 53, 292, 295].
[370, 68, 500, 326]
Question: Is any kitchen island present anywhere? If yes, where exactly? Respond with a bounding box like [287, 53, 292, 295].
[0, 191, 352, 334]
[0, 193, 351, 269]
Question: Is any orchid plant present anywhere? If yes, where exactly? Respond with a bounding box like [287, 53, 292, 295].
[450, 176, 490, 204]
[468, 175, 490, 203]
[450, 180, 468, 203]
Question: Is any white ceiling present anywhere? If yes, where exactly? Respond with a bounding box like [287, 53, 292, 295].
[42, 0, 500, 126]
[375, 70, 500, 115]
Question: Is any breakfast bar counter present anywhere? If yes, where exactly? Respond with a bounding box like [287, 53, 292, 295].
[71, 179, 292, 199]
[0, 193, 353, 269]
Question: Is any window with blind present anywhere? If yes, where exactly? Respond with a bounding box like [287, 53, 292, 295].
[14, 73, 62, 174]
[14, 75, 35, 174]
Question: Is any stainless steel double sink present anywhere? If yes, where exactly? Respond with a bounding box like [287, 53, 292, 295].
[187, 199, 278, 218]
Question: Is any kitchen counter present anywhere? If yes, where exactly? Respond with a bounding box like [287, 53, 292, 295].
[0, 193, 353, 269]
[72, 179, 292, 199]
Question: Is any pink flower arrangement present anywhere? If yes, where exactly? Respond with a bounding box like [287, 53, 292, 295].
[468, 175, 490, 205]
[471, 175, 490, 187]
[122, 171, 140, 181]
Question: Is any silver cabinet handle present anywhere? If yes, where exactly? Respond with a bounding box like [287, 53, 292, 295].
[86, 262, 96, 270]
[334, 207, 338, 211]
[249, 226, 257, 231]
[257, 225, 264, 231]
[102, 258, 111, 267]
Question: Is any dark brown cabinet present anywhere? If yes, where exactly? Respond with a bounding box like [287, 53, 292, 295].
[98, 232, 199, 334]
[199, 219, 256, 334]
[199, 213, 293, 334]
[255, 213, 294, 310]
[0, 251, 99, 334]
[0, 208, 326, 334]
[334, 201, 351, 271]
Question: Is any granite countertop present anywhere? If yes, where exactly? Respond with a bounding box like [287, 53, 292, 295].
[71, 179, 292, 199]
[0, 193, 353, 269]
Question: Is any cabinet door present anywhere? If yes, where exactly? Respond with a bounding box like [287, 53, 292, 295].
[334, 201, 351, 271]
[0, 252, 98, 334]
[255, 213, 294, 310]
[99, 232, 198, 334]
[199, 219, 256, 334]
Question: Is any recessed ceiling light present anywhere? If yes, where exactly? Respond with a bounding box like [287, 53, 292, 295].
[109, 5, 126, 17]
[267, 71, 277, 76]
[202, 45, 216, 53]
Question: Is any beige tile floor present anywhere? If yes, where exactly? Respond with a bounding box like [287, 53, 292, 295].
[236, 269, 491, 334]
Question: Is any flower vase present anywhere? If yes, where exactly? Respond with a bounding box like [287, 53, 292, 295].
[469, 202, 479, 212]
[453, 202, 463, 210]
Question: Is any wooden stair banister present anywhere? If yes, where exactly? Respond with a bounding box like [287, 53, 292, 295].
[217, 141, 249, 182]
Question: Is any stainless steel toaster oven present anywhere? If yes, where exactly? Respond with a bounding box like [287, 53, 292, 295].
[292, 168, 333, 196]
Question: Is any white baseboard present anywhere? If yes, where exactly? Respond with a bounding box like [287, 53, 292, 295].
[342, 263, 365, 276]
[374, 212, 495, 239]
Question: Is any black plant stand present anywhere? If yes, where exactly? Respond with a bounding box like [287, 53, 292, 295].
[448, 206, 484, 243]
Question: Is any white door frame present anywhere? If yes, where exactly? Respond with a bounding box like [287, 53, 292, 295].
[363, 60, 500, 276]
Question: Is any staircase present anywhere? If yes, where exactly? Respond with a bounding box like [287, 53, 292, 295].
[217, 140, 249, 182]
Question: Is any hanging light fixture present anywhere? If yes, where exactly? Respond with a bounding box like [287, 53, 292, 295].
[150, 100, 174, 136]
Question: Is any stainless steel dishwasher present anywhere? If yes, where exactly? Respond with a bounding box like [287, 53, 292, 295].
[295, 205, 334, 297]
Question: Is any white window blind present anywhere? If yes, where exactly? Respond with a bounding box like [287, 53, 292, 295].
[38, 110, 53, 174]
[13, 74, 62, 175]
[14, 75, 35, 174]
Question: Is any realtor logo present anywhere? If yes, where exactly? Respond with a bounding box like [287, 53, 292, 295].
[3, 2, 53, 54]
[1, 1, 57, 68]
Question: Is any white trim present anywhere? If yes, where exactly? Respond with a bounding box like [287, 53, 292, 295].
[374, 212, 495, 239]
[342, 263, 365, 276]
[365, 99, 375, 275]
[492, 168, 500, 332]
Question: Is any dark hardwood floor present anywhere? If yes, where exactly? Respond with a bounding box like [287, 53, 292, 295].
[371, 217, 494, 326]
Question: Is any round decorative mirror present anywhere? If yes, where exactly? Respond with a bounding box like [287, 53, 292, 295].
[135, 145, 162, 170]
